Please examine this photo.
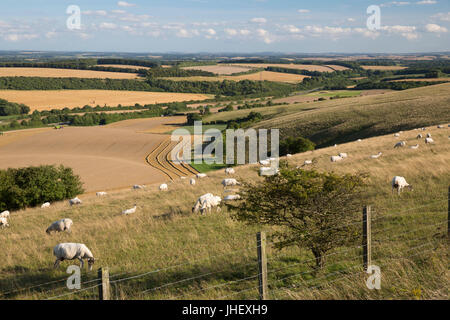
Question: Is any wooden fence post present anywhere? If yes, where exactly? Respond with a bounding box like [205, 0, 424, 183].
[447, 186, 449, 242]
[256, 232, 268, 300]
[362, 206, 372, 271]
[98, 267, 110, 300]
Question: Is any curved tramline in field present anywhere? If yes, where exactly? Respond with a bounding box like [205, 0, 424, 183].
[145, 138, 198, 181]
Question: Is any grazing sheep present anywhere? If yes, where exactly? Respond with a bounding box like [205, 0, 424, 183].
[334, 144, 338, 148]
[392, 176, 413, 195]
[259, 160, 270, 166]
[425, 137, 434, 144]
[370, 152, 382, 159]
[426, 133, 432, 138]
[159, 183, 168, 191]
[394, 133, 400, 137]
[437, 125, 444, 129]
[196, 173, 207, 179]
[122, 204, 137, 215]
[409, 144, 419, 150]
[222, 178, 240, 187]
[69, 197, 82, 206]
[304, 160, 313, 165]
[416, 134, 423, 139]
[192, 193, 214, 213]
[133, 185, 145, 190]
[41, 202, 51, 209]
[286, 154, 293, 157]
[394, 141, 406, 149]
[53, 243, 95, 271]
[200, 196, 222, 215]
[96, 192, 107, 197]
[259, 167, 279, 176]
[338, 153, 348, 159]
[225, 168, 235, 175]
[331, 155, 343, 162]
[46, 219, 73, 234]
[0, 217, 9, 228]
[224, 195, 241, 201]
[190, 178, 196, 186]
[0, 210, 10, 218]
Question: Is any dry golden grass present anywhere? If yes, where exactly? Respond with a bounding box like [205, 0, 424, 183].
[0, 90, 211, 111]
[361, 66, 407, 71]
[182, 65, 252, 75]
[163, 71, 308, 83]
[0, 117, 189, 192]
[0, 125, 448, 300]
[0, 67, 139, 79]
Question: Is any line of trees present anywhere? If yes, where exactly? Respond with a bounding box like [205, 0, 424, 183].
[0, 98, 30, 116]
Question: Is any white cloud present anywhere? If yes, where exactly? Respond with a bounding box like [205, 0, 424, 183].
[432, 12, 450, 21]
[240, 29, 251, 36]
[251, 17, 267, 24]
[425, 23, 448, 33]
[224, 28, 238, 36]
[205, 28, 216, 35]
[417, 0, 437, 4]
[381, 25, 418, 40]
[283, 25, 301, 34]
[3, 33, 38, 42]
[117, 1, 136, 7]
[111, 10, 127, 14]
[256, 28, 274, 43]
[45, 31, 57, 39]
[380, 1, 411, 7]
[83, 10, 108, 16]
[347, 18, 356, 22]
[297, 9, 310, 13]
[99, 22, 117, 29]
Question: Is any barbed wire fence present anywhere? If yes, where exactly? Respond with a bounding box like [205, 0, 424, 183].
[1, 188, 448, 300]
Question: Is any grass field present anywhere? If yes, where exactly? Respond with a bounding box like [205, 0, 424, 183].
[163, 71, 308, 83]
[0, 90, 211, 111]
[0, 117, 189, 192]
[0, 125, 448, 300]
[0, 67, 140, 79]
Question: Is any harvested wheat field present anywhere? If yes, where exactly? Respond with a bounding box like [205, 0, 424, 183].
[0, 117, 190, 192]
[0, 90, 211, 111]
[182, 65, 252, 75]
[0, 67, 140, 79]
[361, 66, 407, 71]
[163, 71, 308, 83]
[229, 63, 338, 72]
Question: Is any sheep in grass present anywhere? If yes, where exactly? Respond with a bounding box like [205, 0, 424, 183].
[200, 196, 222, 215]
[69, 197, 82, 206]
[190, 178, 196, 186]
[133, 185, 145, 190]
[159, 183, 168, 191]
[409, 144, 419, 150]
[416, 134, 423, 139]
[225, 168, 235, 175]
[394, 133, 400, 137]
[122, 204, 137, 215]
[46, 219, 73, 235]
[259, 160, 270, 166]
[437, 125, 444, 129]
[370, 152, 382, 159]
[426, 133, 432, 138]
[286, 154, 293, 157]
[394, 141, 406, 149]
[331, 155, 343, 162]
[304, 160, 313, 165]
[339, 153, 348, 159]
[259, 167, 279, 176]
[96, 192, 107, 197]
[391, 176, 413, 195]
[222, 179, 240, 188]
[224, 195, 241, 201]
[0, 217, 9, 228]
[0, 210, 10, 219]
[53, 243, 95, 271]
[41, 202, 51, 209]
[196, 173, 207, 179]
[192, 193, 213, 214]
[425, 137, 434, 144]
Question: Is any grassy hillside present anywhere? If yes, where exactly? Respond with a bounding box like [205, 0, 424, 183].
[0, 125, 448, 300]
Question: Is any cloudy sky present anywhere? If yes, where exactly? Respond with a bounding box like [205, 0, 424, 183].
[0, 0, 449, 53]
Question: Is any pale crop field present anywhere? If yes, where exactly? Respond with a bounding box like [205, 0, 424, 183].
[361, 66, 407, 71]
[182, 65, 252, 75]
[0, 90, 211, 111]
[228, 63, 338, 72]
[0, 67, 140, 79]
[162, 71, 308, 83]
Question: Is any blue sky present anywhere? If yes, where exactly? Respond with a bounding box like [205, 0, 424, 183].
[0, 0, 449, 53]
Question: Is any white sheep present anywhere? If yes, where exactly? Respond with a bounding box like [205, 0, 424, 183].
[259, 160, 270, 166]
[392, 176, 413, 195]
[357, 139, 362, 142]
[190, 178, 196, 186]
[259, 167, 279, 176]
[286, 154, 293, 157]
[437, 125, 444, 129]
[426, 133, 432, 138]
[304, 160, 313, 165]
[339, 153, 348, 159]
[409, 144, 419, 149]
[425, 137, 434, 144]
[196, 173, 207, 179]
[200, 196, 222, 215]
[0, 210, 10, 218]
[224, 195, 241, 201]
[133, 185, 145, 190]
[222, 178, 240, 187]
[122, 204, 137, 215]
[225, 168, 235, 175]
[53, 243, 95, 271]
[331, 155, 343, 162]
[370, 152, 382, 159]
[394, 141, 406, 148]
[46, 219, 73, 234]
[394, 133, 400, 137]
[192, 193, 214, 213]
[159, 183, 168, 191]
[41, 202, 51, 209]
[0, 217, 9, 228]
[69, 197, 82, 206]
[96, 192, 108, 197]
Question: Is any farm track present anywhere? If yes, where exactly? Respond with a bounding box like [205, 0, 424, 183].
[146, 138, 198, 181]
